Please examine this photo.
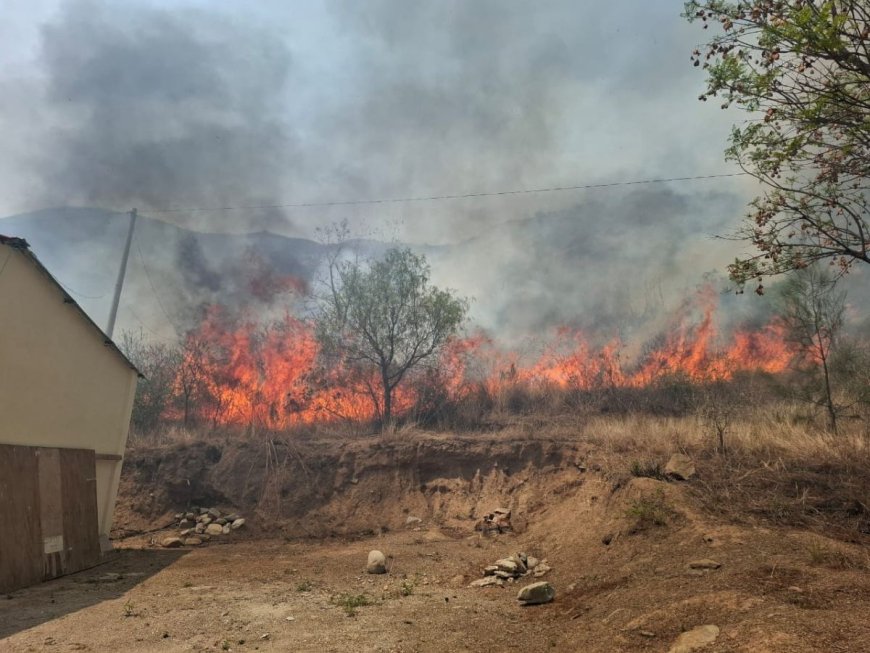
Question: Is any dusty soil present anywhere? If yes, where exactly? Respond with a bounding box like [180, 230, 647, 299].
[3, 430, 870, 652]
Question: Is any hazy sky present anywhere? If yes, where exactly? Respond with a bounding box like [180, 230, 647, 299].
[0, 0, 754, 245]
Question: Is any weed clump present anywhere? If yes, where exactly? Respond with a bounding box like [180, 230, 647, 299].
[630, 460, 666, 480]
[626, 489, 673, 532]
[331, 593, 372, 616]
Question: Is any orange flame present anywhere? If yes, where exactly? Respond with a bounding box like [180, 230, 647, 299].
[162, 287, 796, 429]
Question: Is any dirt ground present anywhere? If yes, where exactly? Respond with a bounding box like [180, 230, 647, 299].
[3, 504, 870, 651]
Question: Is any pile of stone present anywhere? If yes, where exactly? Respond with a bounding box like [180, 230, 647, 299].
[475, 507, 513, 534]
[469, 552, 551, 588]
[161, 507, 246, 548]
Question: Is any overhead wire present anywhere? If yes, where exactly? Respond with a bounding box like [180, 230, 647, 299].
[145, 171, 750, 214]
[135, 239, 180, 337]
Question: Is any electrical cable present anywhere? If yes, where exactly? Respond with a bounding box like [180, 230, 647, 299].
[145, 171, 750, 214]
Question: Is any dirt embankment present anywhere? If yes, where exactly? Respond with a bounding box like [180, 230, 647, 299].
[7, 428, 869, 652]
[114, 433, 596, 540]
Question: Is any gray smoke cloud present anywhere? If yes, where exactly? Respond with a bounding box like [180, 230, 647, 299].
[0, 0, 783, 341]
[10, 0, 295, 229]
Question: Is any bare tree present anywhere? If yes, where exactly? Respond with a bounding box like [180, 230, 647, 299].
[777, 265, 846, 432]
[118, 330, 181, 435]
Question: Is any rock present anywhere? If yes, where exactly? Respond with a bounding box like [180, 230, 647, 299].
[493, 571, 514, 579]
[194, 523, 206, 534]
[405, 516, 422, 526]
[225, 514, 240, 522]
[639, 631, 656, 638]
[221, 524, 231, 535]
[208, 508, 221, 519]
[688, 559, 721, 570]
[199, 507, 209, 515]
[174, 513, 183, 520]
[509, 554, 528, 573]
[664, 453, 696, 480]
[469, 576, 503, 588]
[216, 518, 228, 526]
[179, 519, 193, 529]
[516, 581, 555, 605]
[231, 518, 246, 530]
[184, 537, 203, 546]
[185, 512, 196, 521]
[199, 515, 212, 525]
[526, 556, 540, 570]
[494, 558, 520, 574]
[366, 550, 387, 574]
[483, 565, 499, 576]
[161, 537, 183, 548]
[667, 625, 719, 653]
[205, 523, 224, 536]
[533, 563, 552, 578]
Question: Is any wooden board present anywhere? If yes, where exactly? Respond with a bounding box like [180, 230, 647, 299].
[0, 445, 42, 593]
[0, 444, 101, 593]
[57, 448, 100, 577]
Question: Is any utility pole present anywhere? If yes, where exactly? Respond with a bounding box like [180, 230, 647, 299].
[106, 208, 138, 339]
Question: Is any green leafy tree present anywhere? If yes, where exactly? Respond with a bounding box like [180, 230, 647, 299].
[686, 1, 870, 292]
[315, 247, 468, 426]
[777, 265, 845, 431]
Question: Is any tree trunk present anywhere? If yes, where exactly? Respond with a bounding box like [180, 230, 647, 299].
[820, 352, 838, 433]
[381, 368, 392, 429]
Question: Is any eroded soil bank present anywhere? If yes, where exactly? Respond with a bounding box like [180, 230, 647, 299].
[3, 429, 869, 652]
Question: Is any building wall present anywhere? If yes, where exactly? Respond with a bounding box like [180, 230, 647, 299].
[0, 243, 138, 537]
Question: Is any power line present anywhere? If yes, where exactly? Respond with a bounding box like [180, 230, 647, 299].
[57, 279, 107, 300]
[147, 171, 750, 214]
[135, 239, 179, 336]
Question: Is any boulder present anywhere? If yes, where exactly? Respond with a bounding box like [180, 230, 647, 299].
[526, 555, 540, 570]
[194, 523, 206, 534]
[184, 537, 203, 546]
[216, 518, 228, 526]
[664, 454, 696, 480]
[516, 581, 555, 605]
[185, 512, 196, 521]
[366, 550, 387, 574]
[205, 523, 224, 536]
[231, 518, 246, 530]
[208, 508, 222, 519]
[469, 576, 503, 588]
[221, 524, 231, 535]
[161, 537, 183, 549]
[667, 625, 719, 653]
[225, 514, 240, 522]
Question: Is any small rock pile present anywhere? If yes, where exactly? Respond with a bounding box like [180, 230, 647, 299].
[469, 552, 551, 588]
[161, 506, 246, 548]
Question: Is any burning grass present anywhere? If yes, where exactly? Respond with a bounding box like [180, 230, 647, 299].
[132, 288, 797, 433]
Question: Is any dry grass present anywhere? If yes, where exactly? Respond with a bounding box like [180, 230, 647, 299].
[129, 393, 870, 542]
